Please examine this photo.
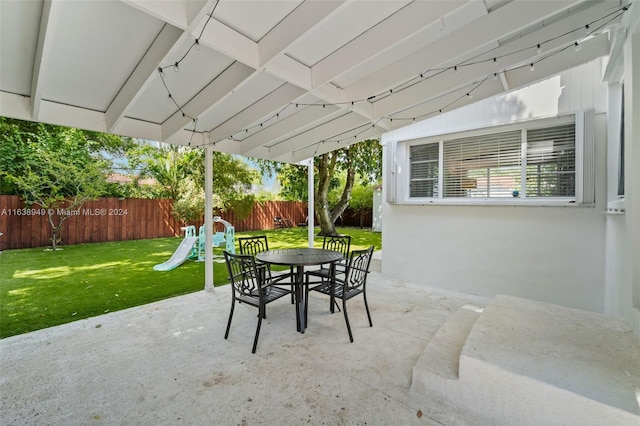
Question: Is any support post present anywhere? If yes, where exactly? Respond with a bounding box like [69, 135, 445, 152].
[307, 158, 314, 248]
[204, 139, 214, 291]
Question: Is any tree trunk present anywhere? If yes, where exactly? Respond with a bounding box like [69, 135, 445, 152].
[315, 147, 357, 236]
[47, 210, 67, 250]
[315, 153, 337, 236]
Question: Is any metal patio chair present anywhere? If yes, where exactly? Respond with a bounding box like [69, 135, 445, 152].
[237, 235, 295, 303]
[223, 251, 291, 353]
[305, 246, 374, 342]
[305, 235, 351, 311]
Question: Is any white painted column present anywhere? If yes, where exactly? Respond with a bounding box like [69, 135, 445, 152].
[307, 158, 314, 248]
[204, 140, 214, 291]
[626, 27, 640, 310]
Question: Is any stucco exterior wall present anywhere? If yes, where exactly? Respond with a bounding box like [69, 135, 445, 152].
[604, 25, 640, 337]
[381, 61, 609, 313]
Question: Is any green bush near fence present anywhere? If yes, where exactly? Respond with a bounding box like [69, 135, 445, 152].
[0, 227, 381, 338]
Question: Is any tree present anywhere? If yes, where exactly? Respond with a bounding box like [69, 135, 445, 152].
[138, 143, 259, 225]
[312, 139, 381, 235]
[257, 139, 382, 235]
[1, 119, 108, 249]
[348, 180, 375, 229]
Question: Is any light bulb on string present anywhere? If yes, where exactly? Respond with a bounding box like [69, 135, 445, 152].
[194, 39, 201, 51]
[173, 62, 179, 72]
[574, 42, 581, 52]
[536, 44, 542, 54]
[529, 63, 535, 71]
[467, 92, 473, 99]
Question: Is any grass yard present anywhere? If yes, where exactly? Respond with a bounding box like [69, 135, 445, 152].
[0, 227, 381, 338]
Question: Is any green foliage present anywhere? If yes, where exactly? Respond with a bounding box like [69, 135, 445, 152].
[349, 181, 375, 211]
[277, 163, 309, 200]
[254, 140, 382, 235]
[0, 118, 112, 249]
[135, 144, 260, 224]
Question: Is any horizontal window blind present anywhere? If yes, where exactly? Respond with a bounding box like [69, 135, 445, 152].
[410, 143, 439, 197]
[526, 124, 575, 197]
[443, 130, 521, 198]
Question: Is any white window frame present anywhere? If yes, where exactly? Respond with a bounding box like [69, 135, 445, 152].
[391, 112, 595, 206]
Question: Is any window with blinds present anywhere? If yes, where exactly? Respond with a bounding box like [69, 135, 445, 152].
[443, 130, 521, 198]
[526, 124, 575, 197]
[410, 143, 439, 197]
[407, 116, 579, 200]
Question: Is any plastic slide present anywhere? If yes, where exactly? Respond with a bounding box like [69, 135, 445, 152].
[153, 236, 198, 271]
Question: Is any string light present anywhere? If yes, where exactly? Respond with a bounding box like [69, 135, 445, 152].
[156, 0, 221, 144]
[192, 4, 628, 148]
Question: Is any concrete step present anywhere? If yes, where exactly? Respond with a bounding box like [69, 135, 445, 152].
[412, 304, 482, 382]
[411, 295, 640, 426]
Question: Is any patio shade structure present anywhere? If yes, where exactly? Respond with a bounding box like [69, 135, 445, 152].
[0, 0, 635, 286]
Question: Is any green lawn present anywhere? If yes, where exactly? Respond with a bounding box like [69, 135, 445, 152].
[0, 227, 380, 338]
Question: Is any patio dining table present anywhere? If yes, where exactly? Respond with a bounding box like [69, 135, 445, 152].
[256, 248, 342, 333]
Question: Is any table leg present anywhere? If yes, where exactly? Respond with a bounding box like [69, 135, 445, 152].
[295, 266, 306, 333]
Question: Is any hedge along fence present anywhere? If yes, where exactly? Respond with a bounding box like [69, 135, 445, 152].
[0, 196, 307, 251]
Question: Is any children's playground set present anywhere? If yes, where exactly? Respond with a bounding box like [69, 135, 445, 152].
[153, 216, 235, 271]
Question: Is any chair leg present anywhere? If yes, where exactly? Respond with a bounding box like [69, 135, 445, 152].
[290, 266, 295, 304]
[225, 301, 235, 339]
[342, 298, 353, 343]
[363, 292, 372, 327]
[253, 306, 264, 353]
[328, 277, 336, 314]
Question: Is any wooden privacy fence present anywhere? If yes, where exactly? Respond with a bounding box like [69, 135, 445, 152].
[0, 196, 308, 250]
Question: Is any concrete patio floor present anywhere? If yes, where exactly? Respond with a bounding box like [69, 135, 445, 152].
[0, 269, 490, 426]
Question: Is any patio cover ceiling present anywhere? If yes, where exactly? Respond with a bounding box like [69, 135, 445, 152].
[0, 0, 633, 164]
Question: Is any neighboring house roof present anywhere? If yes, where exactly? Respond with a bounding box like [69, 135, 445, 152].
[106, 173, 157, 186]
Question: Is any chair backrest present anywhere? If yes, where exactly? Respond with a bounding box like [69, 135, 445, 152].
[344, 246, 374, 291]
[223, 251, 265, 297]
[322, 234, 351, 258]
[237, 235, 269, 256]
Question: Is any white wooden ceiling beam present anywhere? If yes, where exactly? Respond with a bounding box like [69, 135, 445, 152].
[207, 83, 306, 142]
[342, 0, 582, 101]
[310, 0, 479, 88]
[268, 112, 369, 158]
[241, 105, 343, 155]
[265, 55, 312, 91]
[105, 24, 183, 132]
[30, 0, 59, 121]
[161, 61, 254, 139]
[195, 19, 259, 69]
[258, 0, 346, 66]
[372, 2, 617, 119]
[284, 125, 383, 163]
[504, 33, 610, 88]
[107, 0, 216, 134]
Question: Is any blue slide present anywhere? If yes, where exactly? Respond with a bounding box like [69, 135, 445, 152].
[153, 236, 198, 271]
